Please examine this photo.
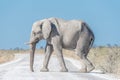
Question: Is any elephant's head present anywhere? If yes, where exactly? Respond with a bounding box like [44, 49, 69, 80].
[26, 19, 52, 72]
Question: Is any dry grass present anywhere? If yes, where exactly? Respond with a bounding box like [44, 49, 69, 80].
[0, 46, 120, 74]
[0, 49, 44, 64]
[0, 50, 15, 64]
[89, 46, 120, 74]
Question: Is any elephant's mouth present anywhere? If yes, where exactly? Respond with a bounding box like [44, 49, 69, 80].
[25, 38, 39, 45]
[34, 38, 39, 43]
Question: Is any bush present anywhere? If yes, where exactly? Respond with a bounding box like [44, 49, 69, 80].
[89, 46, 120, 74]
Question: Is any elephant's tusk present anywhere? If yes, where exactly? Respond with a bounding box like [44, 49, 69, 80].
[24, 42, 32, 45]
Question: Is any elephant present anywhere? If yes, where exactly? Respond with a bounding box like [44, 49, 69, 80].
[26, 17, 95, 72]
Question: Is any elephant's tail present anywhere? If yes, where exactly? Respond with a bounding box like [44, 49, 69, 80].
[88, 26, 95, 50]
[89, 36, 94, 50]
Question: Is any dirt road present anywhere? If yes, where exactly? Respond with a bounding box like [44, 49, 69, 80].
[0, 54, 119, 80]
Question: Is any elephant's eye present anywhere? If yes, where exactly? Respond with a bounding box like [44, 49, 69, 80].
[33, 32, 36, 36]
[37, 31, 42, 34]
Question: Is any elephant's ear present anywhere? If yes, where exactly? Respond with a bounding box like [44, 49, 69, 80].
[42, 20, 52, 39]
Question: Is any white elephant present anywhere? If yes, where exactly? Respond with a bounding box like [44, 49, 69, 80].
[26, 17, 95, 72]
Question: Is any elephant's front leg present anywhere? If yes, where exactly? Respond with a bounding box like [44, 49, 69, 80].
[53, 45, 68, 72]
[55, 49, 68, 72]
[52, 37, 68, 72]
[40, 44, 53, 72]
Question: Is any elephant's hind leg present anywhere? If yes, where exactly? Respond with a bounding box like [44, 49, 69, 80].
[75, 36, 95, 73]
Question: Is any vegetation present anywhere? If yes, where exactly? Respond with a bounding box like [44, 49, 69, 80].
[89, 45, 120, 74]
[0, 50, 15, 63]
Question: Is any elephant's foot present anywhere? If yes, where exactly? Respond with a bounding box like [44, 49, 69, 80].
[40, 67, 49, 72]
[87, 65, 95, 72]
[79, 68, 87, 73]
[79, 65, 95, 73]
[79, 62, 87, 73]
[60, 68, 68, 72]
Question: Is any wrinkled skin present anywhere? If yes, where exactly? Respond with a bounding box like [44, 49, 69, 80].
[27, 17, 95, 72]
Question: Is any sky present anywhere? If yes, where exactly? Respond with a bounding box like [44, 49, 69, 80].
[0, 0, 120, 49]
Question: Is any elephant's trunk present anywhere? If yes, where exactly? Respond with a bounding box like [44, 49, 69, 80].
[30, 43, 36, 72]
